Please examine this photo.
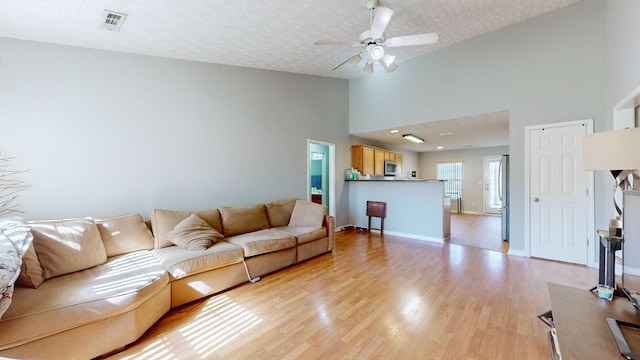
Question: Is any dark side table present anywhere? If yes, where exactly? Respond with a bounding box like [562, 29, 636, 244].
[597, 229, 623, 290]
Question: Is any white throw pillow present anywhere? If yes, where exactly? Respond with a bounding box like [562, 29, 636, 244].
[0, 217, 34, 318]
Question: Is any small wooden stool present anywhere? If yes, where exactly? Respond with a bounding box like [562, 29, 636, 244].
[367, 201, 387, 234]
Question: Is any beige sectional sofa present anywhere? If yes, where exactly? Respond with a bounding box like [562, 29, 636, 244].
[0, 198, 334, 359]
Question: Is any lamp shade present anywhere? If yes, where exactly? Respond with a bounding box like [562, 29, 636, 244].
[583, 127, 640, 171]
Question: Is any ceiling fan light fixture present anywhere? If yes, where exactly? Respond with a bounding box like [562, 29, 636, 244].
[349, 53, 362, 67]
[364, 62, 374, 73]
[403, 134, 424, 143]
[381, 54, 396, 67]
[367, 44, 385, 61]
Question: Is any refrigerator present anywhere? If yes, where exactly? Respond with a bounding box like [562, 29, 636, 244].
[499, 154, 509, 241]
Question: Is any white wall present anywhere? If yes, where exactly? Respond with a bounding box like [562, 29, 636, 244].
[419, 146, 509, 215]
[0, 38, 352, 225]
[600, 1, 640, 229]
[349, 0, 603, 253]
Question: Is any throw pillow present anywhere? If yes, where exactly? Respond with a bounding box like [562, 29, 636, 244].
[167, 214, 224, 251]
[0, 217, 35, 317]
[16, 243, 44, 288]
[288, 200, 327, 228]
[30, 218, 107, 279]
[96, 213, 154, 257]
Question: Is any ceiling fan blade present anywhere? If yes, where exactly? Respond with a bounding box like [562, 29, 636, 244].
[314, 40, 360, 46]
[385, 32, 439, 47]
[370, 7, 393, 40]
[330, 53, 362, 71]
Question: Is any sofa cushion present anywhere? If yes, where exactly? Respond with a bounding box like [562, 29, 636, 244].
[220, 204, 270, 237]
[29, 218, 107, 279]
[0, 251, 169, 350]
[167, 214, 224, 251]
[225, 229, 296, 257]
[273, 226, 327, 245]
[288, 200, 327, 228]
[151, 241, 244, 280]
[96, 213, 154, 257]
[265, 198, 298, 227]
[151, 209, 222, 249]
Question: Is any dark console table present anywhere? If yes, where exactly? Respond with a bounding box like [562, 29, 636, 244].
[548, 283, 640, 359]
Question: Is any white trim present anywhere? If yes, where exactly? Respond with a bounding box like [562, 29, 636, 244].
[483, 155, 502, 215]
[524, 119, 595, 267]
[507, 249, 528, 257]
[307, 139, 336, 218]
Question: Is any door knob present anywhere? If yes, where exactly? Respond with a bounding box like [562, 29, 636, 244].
[533, 197, 540, 203]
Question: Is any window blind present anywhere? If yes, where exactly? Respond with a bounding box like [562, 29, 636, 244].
[436, 161, 463, 200]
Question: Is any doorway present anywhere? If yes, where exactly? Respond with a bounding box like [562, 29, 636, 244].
[525, 120, 594, 265]
[483, 156, 502, 215]
[308, 140, 335, 216]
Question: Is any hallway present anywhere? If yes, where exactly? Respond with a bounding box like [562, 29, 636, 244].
[448, 213, 508, 253]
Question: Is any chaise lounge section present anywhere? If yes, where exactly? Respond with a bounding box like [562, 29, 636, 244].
[0, 198, 334, 359]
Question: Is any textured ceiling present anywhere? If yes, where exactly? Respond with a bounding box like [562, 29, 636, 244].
[0, 0, 582, 80]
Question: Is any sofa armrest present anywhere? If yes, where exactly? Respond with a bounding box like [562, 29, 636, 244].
[324, 215, 335, 251]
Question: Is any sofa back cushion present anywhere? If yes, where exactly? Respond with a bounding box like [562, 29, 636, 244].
[151, 209, 222, 249]
[220, 204, 269, 237]
[29, 218, 107, 279]
[265, 198, 298, 227]
[96, 213, 155, 257]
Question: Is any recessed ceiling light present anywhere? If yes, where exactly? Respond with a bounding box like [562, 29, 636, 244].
[389, 129, 399, 134]
[436, 146, 444, 150]
[439, 132, 454, 136]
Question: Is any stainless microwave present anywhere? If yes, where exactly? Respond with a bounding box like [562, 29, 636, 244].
[384, 160, 398, 176]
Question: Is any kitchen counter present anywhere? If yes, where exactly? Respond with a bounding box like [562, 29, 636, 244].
[348, 180, 450, 243]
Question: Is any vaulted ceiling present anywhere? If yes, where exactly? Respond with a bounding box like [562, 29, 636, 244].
[0, 0, 581, 79]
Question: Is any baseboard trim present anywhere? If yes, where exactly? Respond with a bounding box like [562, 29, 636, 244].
[507, 249, 528, 257]
[338, 224, 446, 244]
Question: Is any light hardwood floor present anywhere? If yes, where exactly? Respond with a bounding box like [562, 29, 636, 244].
[449, 214, 507, 253]
[106, 230, 608, 360]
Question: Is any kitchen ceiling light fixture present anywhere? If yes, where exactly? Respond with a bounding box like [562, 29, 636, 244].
[439, 131, 454, 136]
[403, 134, 424, 143]
[389, 129, 399, 133]
[436, 146, 444, 150]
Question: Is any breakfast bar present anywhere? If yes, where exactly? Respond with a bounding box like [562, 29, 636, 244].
[347, 179, 451, 242]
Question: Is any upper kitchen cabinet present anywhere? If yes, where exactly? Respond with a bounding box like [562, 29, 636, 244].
[351, 145, 403, 176]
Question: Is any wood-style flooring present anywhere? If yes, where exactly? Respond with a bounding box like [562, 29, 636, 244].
[105, 229, 615, 360]
[449, 213, 507, 253]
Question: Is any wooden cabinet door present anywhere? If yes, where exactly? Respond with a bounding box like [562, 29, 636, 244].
[395, 153, 403, 175]
[351, 145, 364, 173]
[362, 146, 374, 175]
[374, 148, 385, 175]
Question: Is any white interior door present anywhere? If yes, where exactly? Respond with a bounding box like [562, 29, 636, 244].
[483, 156, 502, 215]
[529, 123, 588, 264]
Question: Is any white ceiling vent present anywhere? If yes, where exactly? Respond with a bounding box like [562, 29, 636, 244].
[102, 10, 127, 31]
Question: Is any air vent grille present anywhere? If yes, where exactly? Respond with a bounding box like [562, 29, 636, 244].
[102, 10, 127, 31]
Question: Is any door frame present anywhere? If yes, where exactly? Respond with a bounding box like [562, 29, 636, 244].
[483, 155, 502, 215]
[307, 139, 336, 217]
[524, 119, 595, 267]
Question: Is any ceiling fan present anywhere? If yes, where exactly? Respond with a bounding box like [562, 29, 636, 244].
[314, 0, 439, 74]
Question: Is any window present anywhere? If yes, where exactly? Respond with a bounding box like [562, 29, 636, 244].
[437, 161, 463, 200]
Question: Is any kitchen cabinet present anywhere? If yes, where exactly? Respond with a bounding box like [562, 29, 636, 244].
[351, 145, 403, 176]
